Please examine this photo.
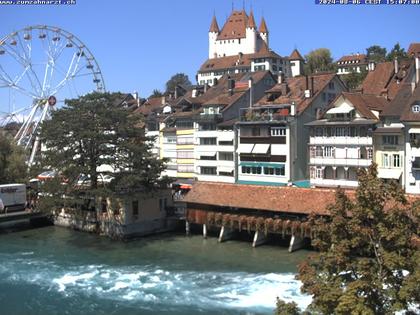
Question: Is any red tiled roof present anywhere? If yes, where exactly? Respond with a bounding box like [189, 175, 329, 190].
[209, 15, 219, 33]
[199, 54, 253, 72]
[183, 182, 348, 215]
[289, 49, 304, 61]
[361, 61, 411, 100]
[337, 54, 368, 64]
[217, 10, 248, 40]
[407, 43, 420, 56]
[134, 96, 166, 116]
[400, 85, 420, 122]
[336, 92, 389, 120]
[256, 73, 341, 115]
[247, 10, 256, 29]
[258, 17, 268, 33]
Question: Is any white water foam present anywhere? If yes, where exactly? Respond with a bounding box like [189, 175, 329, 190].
[0, 256, 311, 313]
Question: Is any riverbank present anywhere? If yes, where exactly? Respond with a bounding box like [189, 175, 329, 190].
[0, 226, 311, 315]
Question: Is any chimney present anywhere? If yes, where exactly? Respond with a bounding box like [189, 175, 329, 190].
[228, 78, 235, 96]
[304, 75, 312, 98]
[416, 54, 420, 85]
[311, 77, 315, 93]
[204, 83, 208, 93]
[278, 72, 285, 84]
[394, 57, 399, 75]
[192, 88, 197, 98]
[281, 82, 289, 96]
[248, 77, 254, 108]
[174, 86, 178, 99]
[161, 96, 165, 105]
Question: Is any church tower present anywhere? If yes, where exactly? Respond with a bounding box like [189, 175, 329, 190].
[208, 14, 219, 59]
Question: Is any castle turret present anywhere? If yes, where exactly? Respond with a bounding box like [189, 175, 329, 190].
[245, 10, 257, 54]
[209, 14, 219, 59]
[289, 49, 305, 77]
[259, 17, 269, 47]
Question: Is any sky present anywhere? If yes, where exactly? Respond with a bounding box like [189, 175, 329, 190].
[0, 0, 419, 100]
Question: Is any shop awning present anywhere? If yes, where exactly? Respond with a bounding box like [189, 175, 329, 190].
[271, 144, 285, 155]
[409, 128, 420, 134]
[252, 144, 270, 154]
[377, 168, 402, 180]
[238, 143, 254, 153]
[218, 132, 234, 141]
[218, 166, 234, 173]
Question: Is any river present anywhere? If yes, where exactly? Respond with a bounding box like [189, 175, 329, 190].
[0, 226, 311, 315]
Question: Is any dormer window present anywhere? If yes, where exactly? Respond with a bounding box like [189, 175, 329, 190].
[412, 104, 420, 113]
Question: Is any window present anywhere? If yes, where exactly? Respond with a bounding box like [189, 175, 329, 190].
[159, 198, 167, 212]
[164, 136, 176, 144]
[254, 65, 266, 71]
[328, 82, 335, 90]
[315, 146, 323, 157]
[367, 147, 373, 160]
[178, 164, 194, 173]
[412, 104, 420, 113]
[199, 123, 216, 131]
[382, 135, 398, 145]
[176, 121, 193, 129]
[177, 151, 194, 158]
[200, 137, 217, 145]
[310, 146, 316, 158]
[251, 167, 262, 174]
[219, 140, 233, 146]
[200, 155, 216, 160]
[241, 166, 251, 174]
[252, 128, 261, 137]
[393, 154, 401, 168]
[219, 171, 233, 177]
[271, 127, 286, 136]
[382, 153, 389, 168]
[335, 127, 346, 137]
[324, 146, 334, 157]
[219, 152, 233, 161]
[200, 167, 217, 175]
[132, 200, 139, 217]
[315, 167, 323, 179]
[263, 166, 285, 176]
[177, 137, 194, 145]
[315, 128, 323, 137]
[359, 127, 367, 137]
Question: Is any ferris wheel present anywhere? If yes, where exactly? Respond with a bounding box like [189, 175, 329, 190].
[0, 25, 105, 166]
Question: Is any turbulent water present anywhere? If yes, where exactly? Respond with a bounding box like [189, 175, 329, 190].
[0, 226, 311, 315]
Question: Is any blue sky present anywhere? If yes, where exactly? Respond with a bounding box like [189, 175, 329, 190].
[0, 0, 419, 99]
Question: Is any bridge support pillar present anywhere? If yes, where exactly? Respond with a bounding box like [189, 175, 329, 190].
[185, 221, 190, 236]
[203, 223, 207, 239]
[218, 226, 235, 243]
[252, 230, 268, 247]
[288, 235, 304, 252]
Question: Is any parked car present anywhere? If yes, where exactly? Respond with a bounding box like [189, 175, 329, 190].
[76, 174, 114, 187]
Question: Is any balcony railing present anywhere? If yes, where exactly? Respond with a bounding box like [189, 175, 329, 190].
[239, 107, 293, 123]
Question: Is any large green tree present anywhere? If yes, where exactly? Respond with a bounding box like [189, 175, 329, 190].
[165, 73, 191, 94]
[277, 164, 419, 314]
[386, 43, 409, 62]
[304, 48, 336, 75]
[0, 133, 27, 184]
[39, 92, 169, 211]
[341, 68, 368, 90]
[366, 45, 387, 63]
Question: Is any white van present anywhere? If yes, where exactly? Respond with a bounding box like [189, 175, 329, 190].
[0, 184, 26, 213]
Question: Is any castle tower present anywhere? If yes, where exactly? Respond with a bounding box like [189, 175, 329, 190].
[208, 14, 219, 59]
[245, 10, 257, 55]
[289, 49, 305, 77]
[259, 17, 269, 47]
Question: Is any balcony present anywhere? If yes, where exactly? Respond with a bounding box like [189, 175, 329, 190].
[311, 178, 358, 188]
[310, 157, 372, 167]
[309, 136, 372, 146]
[195, 113, 223, 123]
[239, 106, 294, 123]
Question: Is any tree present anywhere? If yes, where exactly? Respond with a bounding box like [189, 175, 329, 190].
[276, 164, 419, 314]
[366, 45, 387, 63]
[0, 133, 27, 184]
[341, 68, 368, 90]
[275, 299, 301, 315]
[150, 89, 164, 98]
[304, 48, 336, 75]
[386, 43, 408, 62]
[39, 92, 169, 211]
[165, 73, 191, 94]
